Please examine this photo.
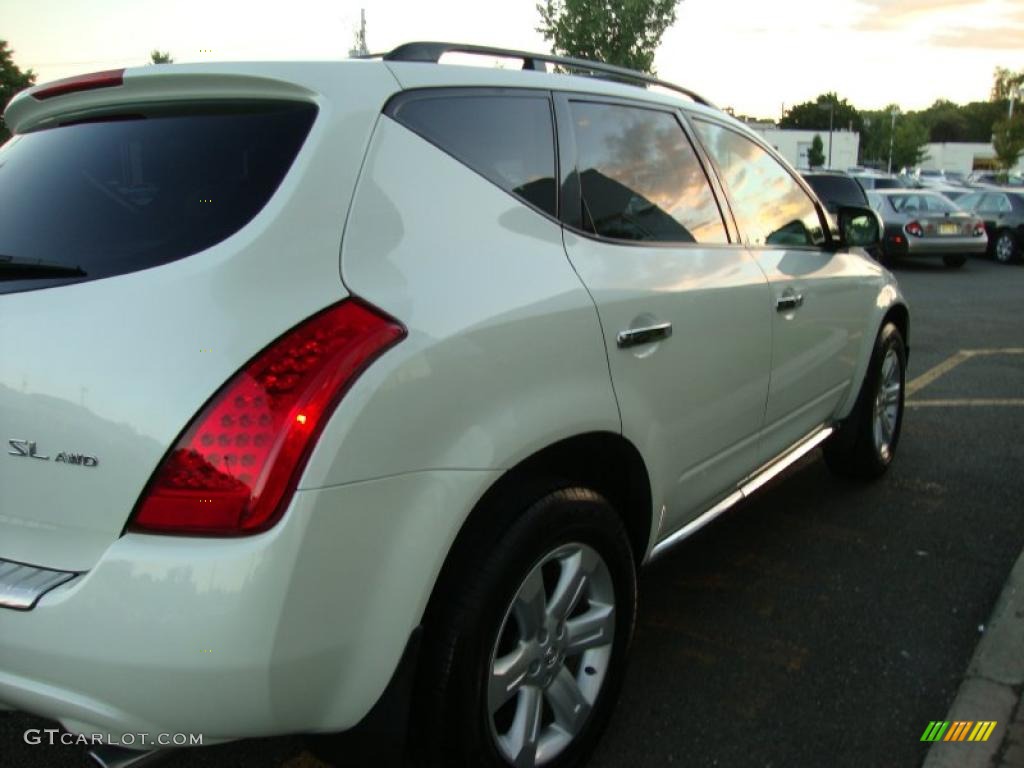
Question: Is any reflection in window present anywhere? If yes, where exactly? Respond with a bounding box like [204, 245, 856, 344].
[392, 94, 557, 217]
[694, 121, 824, 248]
[570, 102, 727, 244]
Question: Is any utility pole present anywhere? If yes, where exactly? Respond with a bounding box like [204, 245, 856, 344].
[348, 9, 369, 58]
[887, 108, 899, 174]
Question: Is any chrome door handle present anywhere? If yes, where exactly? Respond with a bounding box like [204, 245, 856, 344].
[617, 321, 673, 348]
[775, 292, 804, 312]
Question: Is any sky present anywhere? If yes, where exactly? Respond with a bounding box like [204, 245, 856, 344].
[4, 0, 1024, 119]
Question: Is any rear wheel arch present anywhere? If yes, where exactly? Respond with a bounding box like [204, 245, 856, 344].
[883, 303, 910, 354]
[419, 433, 652, 635]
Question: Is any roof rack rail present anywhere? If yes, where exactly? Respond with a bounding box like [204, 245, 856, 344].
[368, 41, 716, 109]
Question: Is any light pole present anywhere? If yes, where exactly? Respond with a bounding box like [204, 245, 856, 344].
[887, 108, 900, 174]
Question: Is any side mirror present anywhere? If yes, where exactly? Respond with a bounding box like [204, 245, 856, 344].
[836, 205, 881, 249]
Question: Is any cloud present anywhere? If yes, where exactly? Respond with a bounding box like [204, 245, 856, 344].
[854, 0, 987, 31]
[930, 26, 1024, 48]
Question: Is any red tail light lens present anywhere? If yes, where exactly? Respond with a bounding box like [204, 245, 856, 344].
[129, 299, 405, 535]
[973, 221, 986, 237]
[33, 69, 125, 100]
[905, 221, 924, 238]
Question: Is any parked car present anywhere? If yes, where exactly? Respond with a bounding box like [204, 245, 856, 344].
[955, 189, 1024, 263]
[967, 171, 1024, 187]
[802, 171, 884, 261]
[850, 171, 903, 190]
[866, 189, 987, 268]
[0, 43, 908, 768]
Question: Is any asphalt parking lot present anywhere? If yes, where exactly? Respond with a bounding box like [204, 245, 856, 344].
[4, 255, 1023, 768]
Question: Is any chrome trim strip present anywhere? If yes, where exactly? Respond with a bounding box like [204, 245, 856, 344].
[739, 426, 834, 498]
[649, 490, 743, 560]
[648, 425, 834, 562]
[0, 558, 78, 610]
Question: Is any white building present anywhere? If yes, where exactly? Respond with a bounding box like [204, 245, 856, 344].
[750, 127, 861, 172]
[920, 142, 1024, 175]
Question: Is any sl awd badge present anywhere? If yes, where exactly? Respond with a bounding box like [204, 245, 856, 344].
[8, 439, 99, 468]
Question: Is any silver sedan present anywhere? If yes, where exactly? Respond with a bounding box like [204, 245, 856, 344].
[867, 189, 988, 268]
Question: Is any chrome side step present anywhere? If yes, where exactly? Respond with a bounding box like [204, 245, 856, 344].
[88, 746, 162, 768]
[648, 425, 834, 561]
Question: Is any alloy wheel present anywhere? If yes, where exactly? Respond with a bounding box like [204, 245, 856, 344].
[872, 347, 902, 463]
[487, 543, 615, 767]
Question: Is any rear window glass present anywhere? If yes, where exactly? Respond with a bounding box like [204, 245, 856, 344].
[387, 92, 557, 217]
[889, 193, 958, 213]
[803, 175, 868, 210]
[0, 102, 316, 293]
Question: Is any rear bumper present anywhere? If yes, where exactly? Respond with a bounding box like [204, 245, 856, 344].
[904, 236, 988, 256]
[0, 469, 495, 743]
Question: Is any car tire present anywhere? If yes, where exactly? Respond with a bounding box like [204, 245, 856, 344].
[824, 322, 906, 480]
[942, 254, 966, 269]
[412, 485, 637, 768]
[994, 230, 1020, 264]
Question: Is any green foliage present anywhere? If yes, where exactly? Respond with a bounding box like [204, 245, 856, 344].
[991, 66, 1024, 102]
[150, 50, 174, 64]
[891, 116, 930, 169]
[0, 40, 36, 143]
[780, 93, 863, 133]
[808, 134, 825, 168]
[536, 0, 681, 74]
[992, 115, 1024, 172]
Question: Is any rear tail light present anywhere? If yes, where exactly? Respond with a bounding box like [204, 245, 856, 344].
[973, 221, 986, 237]
[905, 221, 924, 238]
[33, 69, 125, 100]
[129, 299, 405, 535]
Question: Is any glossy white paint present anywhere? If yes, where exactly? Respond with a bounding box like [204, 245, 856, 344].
[562, 232, 771, 537]
[0, 63, 399, 572]
[314, 116, 621, 485]
[753, 246, 884, 462]
[0, 470, 498, 740]
[0, 57, 908, 749]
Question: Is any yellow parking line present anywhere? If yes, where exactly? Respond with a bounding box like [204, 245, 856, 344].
[907, 398, 1024, 408]
[906, 351, 974, 397]
[906, 348, 1024, 397]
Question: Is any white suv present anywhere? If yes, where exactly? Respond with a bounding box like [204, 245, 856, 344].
[0, 43, 908, 768]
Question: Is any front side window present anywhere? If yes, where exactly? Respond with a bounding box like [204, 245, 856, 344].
[388, 92, 557, 217]
[569, 101, 727, 244]
[694, 121, 825, 248]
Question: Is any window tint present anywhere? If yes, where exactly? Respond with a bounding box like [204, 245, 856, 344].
[0, 102, 316, 293]
[802, 175, 868, 210]
[389, 93, 556, 217]
[569, 102, 727, 244]
[695, 121, 824, 247]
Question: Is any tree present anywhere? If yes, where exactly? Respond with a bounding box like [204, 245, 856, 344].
[808, 134, 825, 168]
[536, 0, 681, 74]
[890, 115, 930, 170]
[992, 115, 1024, 174]
[1, 41, 36, 143]
[150, 50, 173, 64]
[780, 92, 862, 134]
[991, 66, 1024, 102]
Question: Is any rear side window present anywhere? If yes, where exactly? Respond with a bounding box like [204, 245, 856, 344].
[695, 120, 825, 248]
[569, 101, 727, 244]
[388, 92, 557, 217]
[0, 102, 316, 293]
